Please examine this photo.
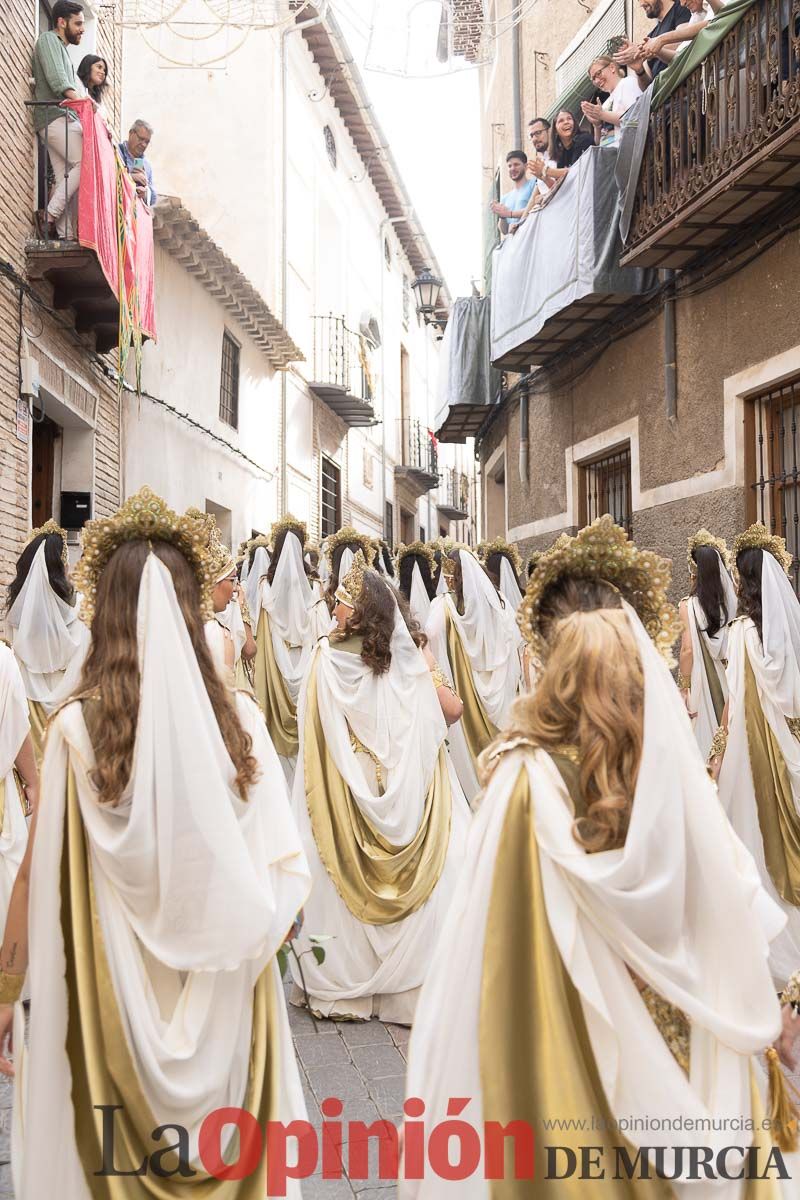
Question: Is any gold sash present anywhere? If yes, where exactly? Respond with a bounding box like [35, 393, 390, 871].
[303, 655, 452, 925]
[253, 609, 298, 758]
[744, 651, 800, 905]
[698, 629, 725, 725]
[444, 606, 497, 769]
[480, 762, 781, 1198]
[28, 699, 48, 767]
[61, 768, 280, 1198]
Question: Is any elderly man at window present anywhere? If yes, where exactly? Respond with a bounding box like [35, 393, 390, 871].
[118, 120, 158, 207]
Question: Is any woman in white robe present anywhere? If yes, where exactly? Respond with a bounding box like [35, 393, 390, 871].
[290, 553, 469, 1026]
[253, 517, 322, 786]
[397, 542, 437, 630]
[678, 529, 737, 759]
[0, 490, 311, 1200]
[425, 546, 522, 808]
[5, 521, 89, 763]
[716, 525, 800, 992]
[405, 517, 795, 1200]
[478, 536, 525, 616]
[0, 645, 37, 928]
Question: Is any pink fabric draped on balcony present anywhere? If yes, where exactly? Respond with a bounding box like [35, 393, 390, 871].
[64, 97, 157, 343]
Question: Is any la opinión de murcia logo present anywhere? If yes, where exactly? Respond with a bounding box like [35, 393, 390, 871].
[93, 1099, 792, 1195]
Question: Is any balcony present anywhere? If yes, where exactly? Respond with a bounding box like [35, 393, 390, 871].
[26, 100, 156, 355]
[490, 149, 657, 371]
[395, 419, 439, 496]
[437, 468, 471, 521]
[308, 314, 377, 427]
[621, 0, 800, 269]
[433, 296, 500, 442]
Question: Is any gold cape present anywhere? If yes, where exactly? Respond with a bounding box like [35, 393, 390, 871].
[253, 609, 298, 758]
[61, 768, 280, 1198]
[302, 650, 452, 926]
[27, 698, 48, 767]
[444, 605, 497, 770]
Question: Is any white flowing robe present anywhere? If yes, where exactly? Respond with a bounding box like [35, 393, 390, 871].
[0, 645, 30, 923]
[290, 619, 469, 1025]
[405, 604, 785, 1200]
[16, 555, 311, 1199]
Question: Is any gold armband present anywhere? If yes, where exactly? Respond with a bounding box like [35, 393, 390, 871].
[0, 972, 24, 1004]
[707, 726, 728, 762]
[786, 717, 800, 741]
[430, 661, 454, 692]
[677, 671, 691, 691]
[781, 970, 800, 1009]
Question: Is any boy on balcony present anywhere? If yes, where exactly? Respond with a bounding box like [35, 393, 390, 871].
[490, 151, 536, 238]
[31, 0, 85, 240]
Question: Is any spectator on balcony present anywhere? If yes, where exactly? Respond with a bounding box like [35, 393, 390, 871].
[615, 0, 692, 89]
[490, 151, 535, 236]
[119, 120, 158, 207]
[525, 117, 556, 194]
[77, 54, 111, 128]
[640, 0, 727, 59]
[31, 0, 85, 240]
[545, 111, 594, 180]
[581, 58, 642, 147]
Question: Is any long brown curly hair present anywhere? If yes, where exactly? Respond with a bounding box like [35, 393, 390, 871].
[77, 540, 259, 805]
[491, 575, 643, 853]
[332, 570, 397, 674]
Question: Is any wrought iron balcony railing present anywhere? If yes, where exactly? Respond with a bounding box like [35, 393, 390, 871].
[437, 468, 471, 521]
[395, 419, 439, 495]
[309, 314, 376, 427]
[622, 0, 800, 269]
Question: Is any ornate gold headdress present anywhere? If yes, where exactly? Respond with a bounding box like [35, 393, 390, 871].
[732, 523, 793, 576]
[477, 536, 523, 576]
[24, 518, 69, 567]
[396, 540, 436, 574]
[269, 514, 307, 549]
[246, 534, 271, 556]
[74, 487, 216, 624]
[304, 540, 321, 559]
[335, 549, 369, 609]
[325, 526, 376, 568]
[185, 507, 235, 584]
[518, 515, 680, 665]
[687, 529, 730, 575]
[527, 550, 544, 577]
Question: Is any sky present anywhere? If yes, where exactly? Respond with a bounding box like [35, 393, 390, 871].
[329, 0, 484, 300]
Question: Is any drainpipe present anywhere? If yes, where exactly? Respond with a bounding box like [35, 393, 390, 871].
[663, 269, 677, 424]
[518, 381, 529, 486]
[280, 2, 329, 517]
[511, 0, 522, 148]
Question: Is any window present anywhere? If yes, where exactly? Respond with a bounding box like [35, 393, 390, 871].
[749, 375, 800, 594]
[363, 447, 374, 489]
[384, 237, 392, 270]
[321, 456, 341, 538]
[579, 444, 632, 536]
[402, 276, 411, 330]
[219, 331, 240, 428]
[384, 500, 394, 545]
[323, 125, 337, 169]
[419, 524, 426, 542]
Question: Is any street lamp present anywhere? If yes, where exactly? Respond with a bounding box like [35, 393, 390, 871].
[411, 269, 446, 331]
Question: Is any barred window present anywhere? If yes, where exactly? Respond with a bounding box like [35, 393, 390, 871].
[384, 500, 394, 545]
[579, 444, 632, 536]
[321, 456, 341, 539]
[219, 331, 240, 428]
[749, 376, 800, 594]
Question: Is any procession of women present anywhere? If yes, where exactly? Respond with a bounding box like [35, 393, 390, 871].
[1, 491, 800, 1196]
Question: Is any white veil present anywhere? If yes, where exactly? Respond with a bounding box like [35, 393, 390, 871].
[409, 561, 432, 627]
[498, 555, 524, 614]
[338, 546, 355, 582]
[6, 542, 89, 711]
[260, 531, 316, 704]
[449, 549, 522, 728]
[756, 549, 800, 713]
[318, 541, 330, 586]
[244, 545, 270, 627]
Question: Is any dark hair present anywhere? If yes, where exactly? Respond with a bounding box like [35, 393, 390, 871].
[549, 110, 579, 165]
[736, 547, 764, 643]
[248, 542, 270, 572]
[325, 541, 364, 610]
[484, 550, 522, 596]
[334, 571, 396, 674]
[77, 55, 108, 102]
[450, 550, 466, 614]
[7, 532, 73, 612]
[691, 544, 729, 639]
[528, 116, 551, 130]
[506, 150, 528, 165]
[379, 542, 395, 579]
[398, 553, 436, 606]
[51, 0, 83, 24]
[267, 529, 312, 586]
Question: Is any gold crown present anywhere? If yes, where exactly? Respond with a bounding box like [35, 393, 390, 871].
[304, 540, 321, 557]
[396, 540, 436, 574]
[732, 523, 793, 576]
[477, 536, 522, 576]
[518, 515, 680, 665]
[269, 514, 307, 549]
[335, 549, 369, 608]
[185, 507, 235, 583]
[74, 487, 216, 625]
[24, 518, 69, 567]
[325, 526, 376, 568]
[246, 534, 272, 557]
[687, 529, 730, 575]
[527, 550, 544, 575]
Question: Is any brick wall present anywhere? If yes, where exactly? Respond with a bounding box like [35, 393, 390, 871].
[0, 0, 123, 584]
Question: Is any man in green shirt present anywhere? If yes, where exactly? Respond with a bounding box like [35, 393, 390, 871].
[31, 0, 85, 239]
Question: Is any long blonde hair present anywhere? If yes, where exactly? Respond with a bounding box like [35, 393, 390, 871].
[496, 576, 644, 853]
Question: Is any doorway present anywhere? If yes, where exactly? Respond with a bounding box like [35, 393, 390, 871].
[32, 416, 58, 525]
[400, 508, 415, 545]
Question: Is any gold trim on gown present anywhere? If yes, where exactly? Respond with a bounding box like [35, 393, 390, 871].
[27, 699, 48, 768]
[302, 651, 452, 926]
[60, 767, 281, 1198]
[444, 606, 497, 771]
[253, 609, 299, 758]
